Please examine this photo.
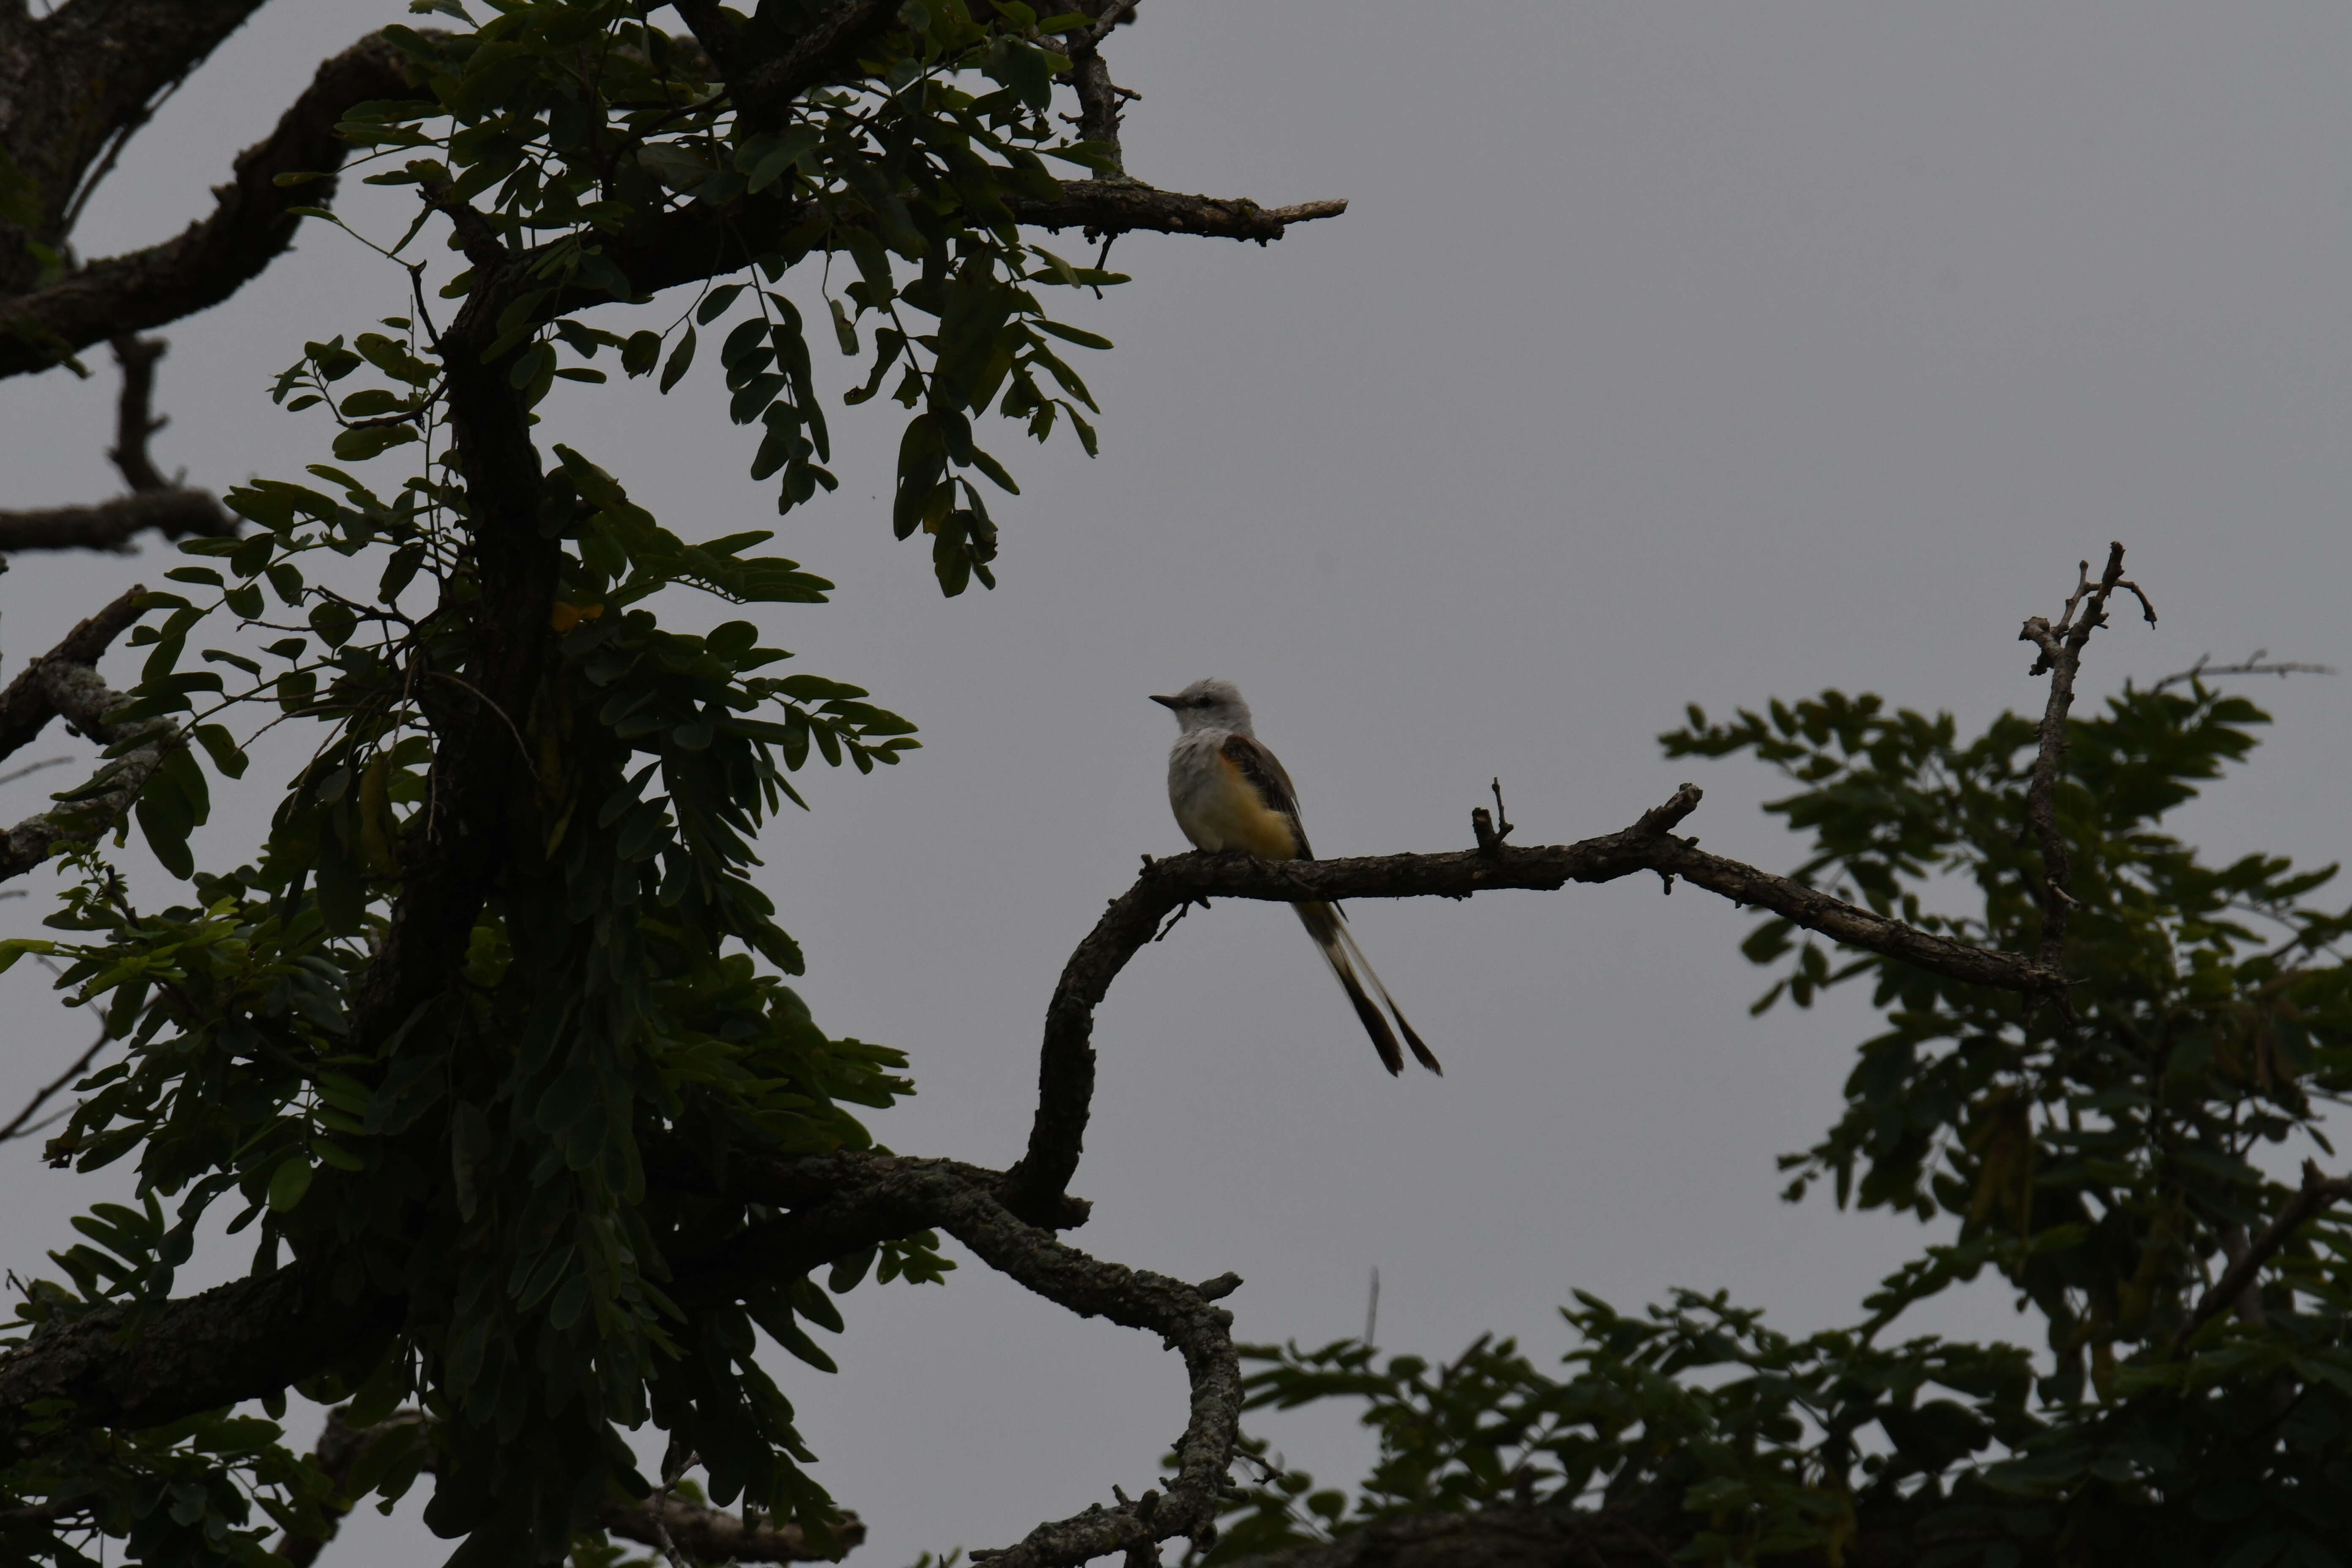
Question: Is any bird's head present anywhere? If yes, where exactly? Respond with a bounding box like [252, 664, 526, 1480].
[1151, 678, 1253, 735]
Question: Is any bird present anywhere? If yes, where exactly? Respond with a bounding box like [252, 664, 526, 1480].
[1152, 678, 1441, 1076]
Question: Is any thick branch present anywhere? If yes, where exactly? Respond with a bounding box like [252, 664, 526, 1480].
[272, 1407, 860, 1565]
[667, 1149, 1090, 1305]
[0, 489, 230, 552]
[0, 34, 416, 378]
[0, 0, 266, 272]
[938, 1184, 1241, 1568]
[1001, 784, 2066, 1224]
[0, 583, 144, 761]
[611, 1491, 859, 1563]
[1007, 186, 1345, 243]
[2174, 1160, 2352, 1352]
[0, 1263, 399, 1459]
[438, 172, 1344, 346]
[0, 586, 180, 885]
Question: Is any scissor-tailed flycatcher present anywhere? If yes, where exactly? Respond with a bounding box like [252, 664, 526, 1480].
[1152, 678, 1441, 1076]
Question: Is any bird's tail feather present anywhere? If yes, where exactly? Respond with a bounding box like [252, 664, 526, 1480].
[1295, 902, 1440, 1076]
[1333, 917, 1443, 1076]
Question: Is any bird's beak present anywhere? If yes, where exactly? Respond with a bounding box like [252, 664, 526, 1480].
[1149, 694, 1181, 710]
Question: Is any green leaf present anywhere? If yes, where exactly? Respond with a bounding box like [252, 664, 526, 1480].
[621, 330, 662, 378]
[268, 1156, 315, 1214]
[697, 283, 745, 326]
[193, 724, 249, 779]
[332, 423, 420, 463]
[659, 326, 697, 393]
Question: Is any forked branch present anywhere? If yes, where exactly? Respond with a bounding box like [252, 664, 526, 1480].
[0, 336, 232, 552]
[2017, 541, 2155, 969]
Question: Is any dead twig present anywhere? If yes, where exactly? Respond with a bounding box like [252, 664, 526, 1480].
[2017, 542, 2155, 974]
[2151, 648, 2336, 694]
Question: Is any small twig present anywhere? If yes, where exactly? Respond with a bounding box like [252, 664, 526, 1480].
[1471, 777, 1516, 855]
[1152, 898, 1206, 942]
[1085, 0, 1138, 44]
[648, 1442, 700, 1568]
[0, 1031, 108, 1144]
[2174, 1160, 2352, 1352]
[2151, 649, 2337, 694]
[0, 757, 70, 789]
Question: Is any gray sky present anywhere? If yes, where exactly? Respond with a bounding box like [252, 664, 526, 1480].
[3, 3, 2349, 1563]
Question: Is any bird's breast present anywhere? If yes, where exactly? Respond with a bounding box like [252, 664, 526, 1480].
[1168, 738, 1301, 858]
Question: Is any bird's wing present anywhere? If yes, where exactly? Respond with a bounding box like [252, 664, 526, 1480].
[1221, 732, 1312, 857]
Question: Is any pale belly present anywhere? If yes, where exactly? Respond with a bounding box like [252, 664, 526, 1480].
[1168, 739, 1301, 858]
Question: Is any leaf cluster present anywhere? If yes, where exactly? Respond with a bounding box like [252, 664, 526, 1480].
[1217, 683, 2352, 1566]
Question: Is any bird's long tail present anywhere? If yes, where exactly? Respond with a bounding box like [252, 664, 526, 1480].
[1294, 901, 1443, 1076]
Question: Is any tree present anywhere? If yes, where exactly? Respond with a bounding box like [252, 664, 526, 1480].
[1205, 610, 2352, 1567]
[0, 8, 2326, 1568]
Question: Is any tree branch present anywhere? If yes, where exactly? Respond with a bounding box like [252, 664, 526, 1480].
[2150, 648, 2336, 694]
[0, 1029, 108, 1146]
[1007, 187, 1345, 243]
[2173, 1160, 2352, 1353]
[0, 336, 233, 551]
[0, 34, 416, 378]
[1000, 783, 2066, 1225]
[0, 584, 177, 886]
[0, 583, 144, 762]
[928, 1179, 1242, 1568]
[2017, 542, 2156, 969]
[0, 677, 172, 884]
[270, 1407, 863, 1565]
[0, 0, 267, 267]
[0, 489, 231, 553]
[0, 1262, 400, 1460]
[667, 1149, 1090, 1305]
[736, 0, 911, 123]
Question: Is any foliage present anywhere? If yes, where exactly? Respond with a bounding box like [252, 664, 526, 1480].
[1217, 683, 2352, 1566]
[0, 0, 1149, 1560]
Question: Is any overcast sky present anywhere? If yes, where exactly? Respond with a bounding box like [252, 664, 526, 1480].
[4, 3, 2350, 1564]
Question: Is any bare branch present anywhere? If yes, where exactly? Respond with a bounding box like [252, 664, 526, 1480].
[105, 333, 169, 493]
[0, 336, 233, 551]
[0, 488, 230, 553]
[0, 1029, 107, 1145]
[0, 35, 416, 378]
[2150, 648, 2337, 694]
[936, 1181, 1241, 1568]
[2017, 542, 2154, 970]
[999, 781, 2065, 1225]
[1007, 187, 1346, 243]
[2174, 1160, 2352, 1353]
